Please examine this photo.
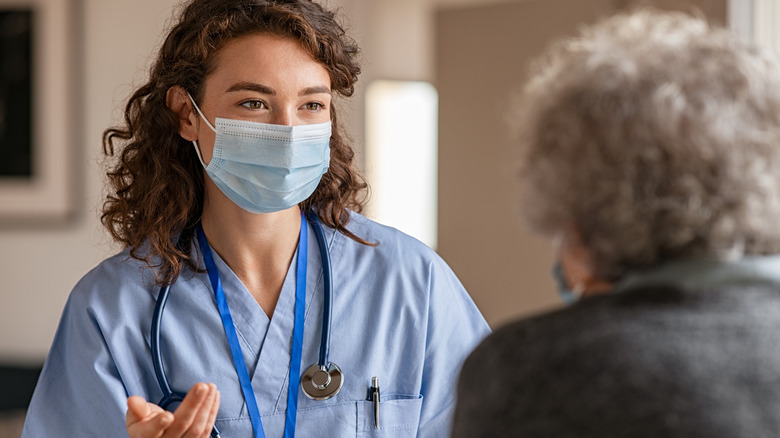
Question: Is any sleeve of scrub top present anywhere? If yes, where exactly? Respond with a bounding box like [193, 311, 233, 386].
[22, 274, 131, 437]
[418, 257, 491, 437]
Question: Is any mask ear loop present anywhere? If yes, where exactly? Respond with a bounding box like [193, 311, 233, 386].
[186, 92, 217, 166]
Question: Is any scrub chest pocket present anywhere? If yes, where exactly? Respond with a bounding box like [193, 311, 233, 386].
[292, 394, 424, 437]
[356, 394, 423, 437]
[211, 394, 424, 436]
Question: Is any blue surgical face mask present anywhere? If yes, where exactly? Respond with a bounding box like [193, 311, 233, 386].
[552, 262, 580, 305]
[188, 94, 331, 214]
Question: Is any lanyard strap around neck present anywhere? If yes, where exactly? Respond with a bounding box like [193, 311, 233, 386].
[196, 211, 308, 438]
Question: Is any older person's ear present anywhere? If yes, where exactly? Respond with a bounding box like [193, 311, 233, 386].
[558, 229, 612, 297]
[166, 85, 198, 141]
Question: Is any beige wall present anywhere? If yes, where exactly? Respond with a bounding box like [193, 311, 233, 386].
[435, 0, 727, 327]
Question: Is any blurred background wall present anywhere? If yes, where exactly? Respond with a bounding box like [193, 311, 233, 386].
[0, 0, 733, 367]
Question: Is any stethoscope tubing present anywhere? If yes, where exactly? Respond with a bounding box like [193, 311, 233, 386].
[307, 211, 332, 368]
[151, 283, 186, 408]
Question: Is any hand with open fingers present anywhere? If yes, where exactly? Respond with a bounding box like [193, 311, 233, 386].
[126, 382, 220, 438]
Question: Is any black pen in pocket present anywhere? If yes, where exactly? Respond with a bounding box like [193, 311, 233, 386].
[368, 376, 380, 429]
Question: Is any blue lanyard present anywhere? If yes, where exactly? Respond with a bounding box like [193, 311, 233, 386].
[196, 211, 308, 438]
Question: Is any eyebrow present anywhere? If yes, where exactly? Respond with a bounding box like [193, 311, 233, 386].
[299, 86, 332, 96]
[226, 81, 275, 95]
[225, 81, 331, 96]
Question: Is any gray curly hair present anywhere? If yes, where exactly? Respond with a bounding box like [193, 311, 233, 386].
[517, 9, 780, 281]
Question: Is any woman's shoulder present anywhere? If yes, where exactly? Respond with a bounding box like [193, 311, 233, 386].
[66, 247, 158, 316]
[79, 247, 155, 286]
[340, 211, 439, 259]
[469, 289, 681, 366]
[335, 211, 473, 301]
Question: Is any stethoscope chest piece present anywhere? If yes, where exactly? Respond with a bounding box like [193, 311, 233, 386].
[301, 362, 343, 400]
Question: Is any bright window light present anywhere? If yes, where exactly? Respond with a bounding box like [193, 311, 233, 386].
[753, 0, 780, 50]
[728, 0, 755, 41]
[364, 80, 438, 249]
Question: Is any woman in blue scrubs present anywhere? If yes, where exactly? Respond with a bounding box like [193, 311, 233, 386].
[21, 1, 489, 436]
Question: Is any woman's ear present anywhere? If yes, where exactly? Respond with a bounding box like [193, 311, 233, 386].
[166, 85, 198, 141]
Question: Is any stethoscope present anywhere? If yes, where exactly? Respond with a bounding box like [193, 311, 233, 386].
[150, 210, 343, 437]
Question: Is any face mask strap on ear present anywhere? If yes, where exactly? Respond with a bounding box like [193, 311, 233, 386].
[186, 92, 216, 167]
[187, 92, 217, 133]
[191, 140, 207, 167]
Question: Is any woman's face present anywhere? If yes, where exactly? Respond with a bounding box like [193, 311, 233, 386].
[193, 33, 332, 164]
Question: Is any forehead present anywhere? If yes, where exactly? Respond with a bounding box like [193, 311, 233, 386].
[207, 32, 326, 80]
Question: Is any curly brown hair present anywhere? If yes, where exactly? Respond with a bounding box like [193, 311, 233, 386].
[101, 0, 368, 286]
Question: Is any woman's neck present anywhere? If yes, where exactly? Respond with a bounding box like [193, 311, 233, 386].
[200, 188, 302, 318]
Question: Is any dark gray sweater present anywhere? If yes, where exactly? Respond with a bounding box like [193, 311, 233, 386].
[453, 282, 780, 437]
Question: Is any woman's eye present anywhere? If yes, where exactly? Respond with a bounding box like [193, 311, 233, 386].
[303, 102, 323, 111]
[241, 100, 266, 110]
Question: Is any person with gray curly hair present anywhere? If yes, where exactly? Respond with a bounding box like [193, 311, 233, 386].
[452, 9, 780, 438]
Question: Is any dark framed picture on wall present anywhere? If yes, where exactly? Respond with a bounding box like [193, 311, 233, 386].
[0, 0, 75, 225]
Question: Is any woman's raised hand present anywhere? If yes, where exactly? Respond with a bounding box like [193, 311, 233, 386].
[126, 383, 220, 438]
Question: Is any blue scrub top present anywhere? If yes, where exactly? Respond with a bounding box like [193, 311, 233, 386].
[22, 212, 490, 437]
